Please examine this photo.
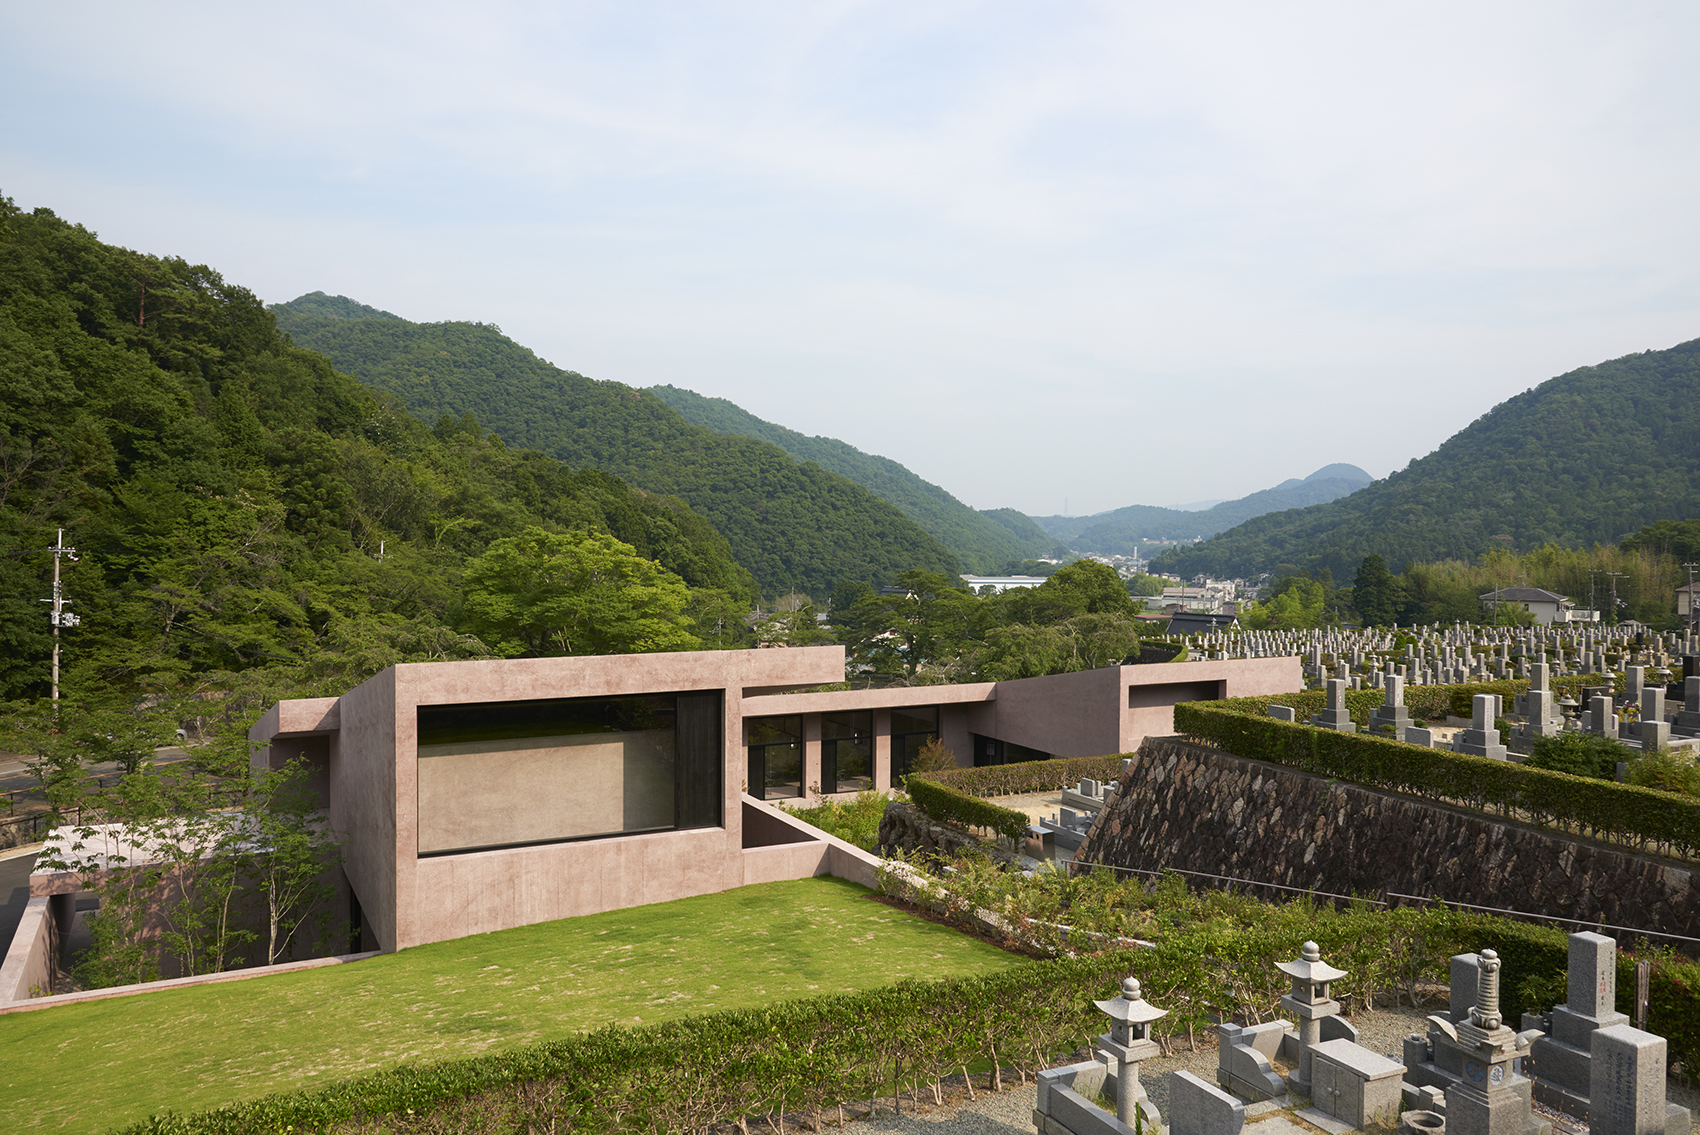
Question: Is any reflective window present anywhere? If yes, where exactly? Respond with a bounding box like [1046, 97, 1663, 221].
[746, 715, 803, 801]
[415, 692, 721, 856]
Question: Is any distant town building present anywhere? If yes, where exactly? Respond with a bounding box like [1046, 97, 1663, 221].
[1478, 586, 1596, 625]
[960, 575, 1049, 594]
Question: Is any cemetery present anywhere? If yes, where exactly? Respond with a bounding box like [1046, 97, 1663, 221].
[1034, 933, 1689, 1135]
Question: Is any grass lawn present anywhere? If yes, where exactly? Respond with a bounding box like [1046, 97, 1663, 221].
[0, 876, 1015, 1133]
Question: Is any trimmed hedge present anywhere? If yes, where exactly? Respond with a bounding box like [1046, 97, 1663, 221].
[1174, 702, 1700, 858]
[116, 896, 1700, 1133]
[922, 756, 1134, 799]
[904, 777, 1030, 842]
[123, 949, 1152, 1135]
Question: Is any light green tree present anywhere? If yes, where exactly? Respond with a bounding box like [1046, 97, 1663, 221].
[460, 527, 700, 656]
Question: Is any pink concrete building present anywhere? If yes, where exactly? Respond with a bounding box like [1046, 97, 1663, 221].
[249, 647, 1297, 953]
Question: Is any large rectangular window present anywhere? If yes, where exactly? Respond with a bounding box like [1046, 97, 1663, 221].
[745, 715, 803, 801]
[415, 691, 722, 856]
[823, 710, 872, 793]
[889, 706, 940, 781]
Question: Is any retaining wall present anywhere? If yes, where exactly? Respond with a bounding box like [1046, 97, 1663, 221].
[878, 800, 1019, 866]
[1076, 737, 1700, 945]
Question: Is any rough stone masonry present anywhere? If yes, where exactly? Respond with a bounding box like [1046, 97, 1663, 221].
[1074, 737, 1700, 941]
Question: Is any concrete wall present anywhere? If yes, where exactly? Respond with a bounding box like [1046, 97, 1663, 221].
[333, 668, 400, 952]
[990, 666, 1125, 758]
[299, 649, 845, 950]
[0, 896, 54, 1002]
[251, 647, 1297, 952]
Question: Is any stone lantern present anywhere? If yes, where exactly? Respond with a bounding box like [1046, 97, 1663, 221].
[1277, 940, 1346, 1097]
[1094, 976, 1166, 1127]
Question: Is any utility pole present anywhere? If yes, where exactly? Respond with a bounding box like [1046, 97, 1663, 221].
[1685, 562, 1699, 636]
[1606, 571, 1627, 627]
[40, 529, 81, 701]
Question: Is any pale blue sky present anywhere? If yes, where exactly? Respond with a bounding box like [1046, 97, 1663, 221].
[5, 2, 1698, 517]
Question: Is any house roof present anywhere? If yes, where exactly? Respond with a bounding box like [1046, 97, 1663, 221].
[1168, 611, 1240, 633]
[1478, 587, 1570, 604]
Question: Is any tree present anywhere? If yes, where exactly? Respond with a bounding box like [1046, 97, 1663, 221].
[841, 571, 976, 681]
[1240, 576, 1330, 629]
[1351, 555, 1399, 627]
[1017, 559, 1135, 620]
[459, 527, 700, 656]
[244, 760, 344, 965]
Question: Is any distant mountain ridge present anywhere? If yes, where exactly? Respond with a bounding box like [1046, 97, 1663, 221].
[1151, 337, 1700, 584]
[271, 294, 962, 597]
[648, 384, 1053, 572]
[1034, 464, 1374, 556]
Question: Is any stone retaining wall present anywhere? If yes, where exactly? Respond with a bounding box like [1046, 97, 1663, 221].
[1076, 737, 1700, 943]
[878, 800, 1018, 866]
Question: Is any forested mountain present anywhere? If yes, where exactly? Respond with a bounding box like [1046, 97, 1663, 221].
[1153, 338, 1700, 584]
[1034, 464, 1373, 555]
[647, 384, 1053, 572]
[0, 202, 754, 704]
[273, 296, 961, 596]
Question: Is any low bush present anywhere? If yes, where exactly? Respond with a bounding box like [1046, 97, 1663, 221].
[783, 791, 890, 851]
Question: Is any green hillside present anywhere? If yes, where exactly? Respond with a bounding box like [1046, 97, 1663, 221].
[647, 384, 1052, 572]
[273, 297, 961, 596]
[1152, 338, 1700, 584]
[1035, 464, 1372, 554]
[0, 203, 752, 703]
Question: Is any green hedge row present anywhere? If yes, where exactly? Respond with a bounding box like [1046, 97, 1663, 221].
[903, 777, 1030, 843]
[119, 895, 1700, 1134]
[125, 949, 1150, 1135]
[921, 755, 1134, 799]
[1173, 702, 1700, 857]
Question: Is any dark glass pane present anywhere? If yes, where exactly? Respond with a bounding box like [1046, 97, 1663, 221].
[747, 715, 800, 746]
[416, 694, 683, 855]
[892, 732, 935, 780]
[890, 707, 938, 736]
[420, 695, 674, 747]
[676, 691, 724, 829]
[831, 737, 872, 793]
[760, 742, 802, 800]
[822, 711, 872, 740]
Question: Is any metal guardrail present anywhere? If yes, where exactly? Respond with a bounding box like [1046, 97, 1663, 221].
[1066, 857, 1700, 946]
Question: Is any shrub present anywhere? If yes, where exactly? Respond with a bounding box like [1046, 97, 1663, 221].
[921, 755, 1133, 798]
[1525, 732, 1632, 781]
[783, 791, 889, 852]
[904, 777, 1029, 843]
[909, 738, 959, 775]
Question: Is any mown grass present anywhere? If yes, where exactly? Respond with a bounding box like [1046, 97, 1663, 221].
[0, 876, 1016, 1133]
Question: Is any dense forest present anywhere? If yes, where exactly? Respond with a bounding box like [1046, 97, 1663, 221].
[1035, 464, 1373, 555]
[272, 295, 962, 597]
[1243, 529, 1693, 630]
[648, 384, 1055, 572]
[0, 200, 757, 710]
[1153, 339, 1700, 584]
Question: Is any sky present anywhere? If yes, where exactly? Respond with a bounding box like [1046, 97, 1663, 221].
[5, 2, 1700, 518]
